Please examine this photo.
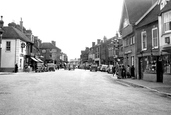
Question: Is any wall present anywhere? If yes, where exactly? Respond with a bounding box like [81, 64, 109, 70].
[1, 39, 15, 68]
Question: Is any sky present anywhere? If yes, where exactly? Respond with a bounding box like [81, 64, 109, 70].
[1, 0, 123, 60]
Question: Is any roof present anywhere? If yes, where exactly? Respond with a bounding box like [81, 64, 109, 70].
[159, 0, 171, 15]
[119, 0, 155, 31]
[39, 42, 61, 51]
[2, 26, 32, 43]
[135, 2, 160, 28]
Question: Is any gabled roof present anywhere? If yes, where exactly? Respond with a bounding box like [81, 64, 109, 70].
[159, 0, 171, 15]
[2, 26, 32, 43]
[135, 1, 158, 25]
[119, 0, 155, 31]
[135, 2, 160, 28]
[39, 42, 61, 51]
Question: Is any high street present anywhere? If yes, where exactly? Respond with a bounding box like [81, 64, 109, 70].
[0, 69, 171, 115]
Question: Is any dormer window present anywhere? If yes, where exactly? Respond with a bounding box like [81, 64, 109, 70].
[123, 18, 129, 28]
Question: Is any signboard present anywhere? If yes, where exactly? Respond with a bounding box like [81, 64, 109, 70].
[21, 43, 26, 48]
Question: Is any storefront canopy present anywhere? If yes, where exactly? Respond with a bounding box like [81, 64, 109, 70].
[31, 57, 38, 62]
[36, 57, 44, 63]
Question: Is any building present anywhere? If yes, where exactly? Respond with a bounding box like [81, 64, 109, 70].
[158, 0, 171, 84]
[135, 1, 161, 81]
[1, 26, 32, 72]
[119, 0, 156, 77]
[39, 41, 61, 64]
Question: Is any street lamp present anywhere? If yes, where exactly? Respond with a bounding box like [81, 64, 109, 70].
[0, 16, 4, 68]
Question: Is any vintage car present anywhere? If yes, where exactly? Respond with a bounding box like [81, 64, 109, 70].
[47, 63, 56, 71]
[90, 64, 98, 72]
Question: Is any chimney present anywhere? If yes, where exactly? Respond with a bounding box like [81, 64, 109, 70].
[103, 36, 107, 42]
[92, 42, 95, 47]
[20, 18, 23, 33]
[97, 39, 101, 45]
[51, 40, 56, 46]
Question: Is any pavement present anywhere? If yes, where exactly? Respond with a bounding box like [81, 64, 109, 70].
[0, 71, 171, 97]
[111, 76, 171, 97]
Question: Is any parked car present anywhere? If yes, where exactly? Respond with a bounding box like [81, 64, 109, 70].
[100, 64, 108, 72]
[90, 64, 98, 72]
[69, 64, 75, 70]
[47, 63, 55, 72]
[106, 65, 113, 74]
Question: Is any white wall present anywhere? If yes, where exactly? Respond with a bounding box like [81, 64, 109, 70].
[1, 39, 26, 70]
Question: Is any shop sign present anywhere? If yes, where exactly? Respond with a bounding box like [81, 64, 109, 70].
[20, 54, 24, 57]
[21, 43, 26, 48]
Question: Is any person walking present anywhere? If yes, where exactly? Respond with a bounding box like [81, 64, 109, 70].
[15, 63, 18, 73]
[131, 65, 135, 79]
[112, 65, 116, 77]
[126, 65, 131, 78]
[122, 65, 126, 79]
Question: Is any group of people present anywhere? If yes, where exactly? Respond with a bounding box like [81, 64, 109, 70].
[112, 64, 135, 79]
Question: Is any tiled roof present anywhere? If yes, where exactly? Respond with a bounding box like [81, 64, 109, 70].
[119, 0, 156, 32]
[2, 26, 32, 43]
[125, 0, 154, 24]
[39, 42, 61, 51]
[136, 3, 160, 28]
[39, 42, 56, 49]
[159, 0, 171, 15]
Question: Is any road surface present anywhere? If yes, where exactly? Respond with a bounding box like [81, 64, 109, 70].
[0, 69, 171, 115]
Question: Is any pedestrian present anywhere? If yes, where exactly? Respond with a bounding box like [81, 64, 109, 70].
[112, 65, 116, 77]
[14, 63, 18, 73]
[131, 65, 135, 78]
[117, 65, 122, 79]
[121, 65, 126, 79]
[126, 65, 131, 78]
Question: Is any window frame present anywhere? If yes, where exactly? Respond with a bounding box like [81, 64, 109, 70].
[163, 10, 171, 33]
[6, 41, 11, 52]
[141, 31, 147, 51]
[152, 27, 158, 49]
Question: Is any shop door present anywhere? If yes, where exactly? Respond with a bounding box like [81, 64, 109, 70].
[156, 58, 163, 82]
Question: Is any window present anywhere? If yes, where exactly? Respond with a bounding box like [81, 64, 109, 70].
[141, 31, 147, 50]
[163, 11, 171, 33]
[152, 27, 158, 48]
[6, 41, 11, 51]
[132, 36, 135, 44]
[130, 37, 133, 45]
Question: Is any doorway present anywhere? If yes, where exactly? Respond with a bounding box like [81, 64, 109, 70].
[156, 57, 163, 82]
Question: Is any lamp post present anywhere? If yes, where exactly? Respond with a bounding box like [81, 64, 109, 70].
[0, 16, 4, 69]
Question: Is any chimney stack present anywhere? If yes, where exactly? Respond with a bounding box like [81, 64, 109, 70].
[51, 40, 56, 46]
[97, 39, 101, 45]
[20, 18, 23, 33]
[92, 42, 95, 47]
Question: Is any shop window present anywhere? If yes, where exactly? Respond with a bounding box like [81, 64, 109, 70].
[163, 55, 171, 74]
[145, 56, 157, 74]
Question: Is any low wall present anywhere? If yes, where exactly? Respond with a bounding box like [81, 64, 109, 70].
[0, 68, 14, 72]
[163, 74, 171, 85]
[143, 73, 157, 82]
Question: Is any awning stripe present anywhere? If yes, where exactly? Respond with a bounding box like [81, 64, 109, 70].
[36, 58, 43, 63]
[31, 57, 38, 62]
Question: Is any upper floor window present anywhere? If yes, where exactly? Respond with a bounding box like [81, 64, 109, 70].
[6, 41, 11, 51]
[152, 27, 158, 48]
[141, 31, 147, 50]
[132, 36, 135, 44]
[163, 10, 171, 33]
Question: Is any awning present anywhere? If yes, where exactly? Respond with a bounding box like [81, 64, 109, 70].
[36, 58, 44, 63]
[31, 57, 38, 62]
